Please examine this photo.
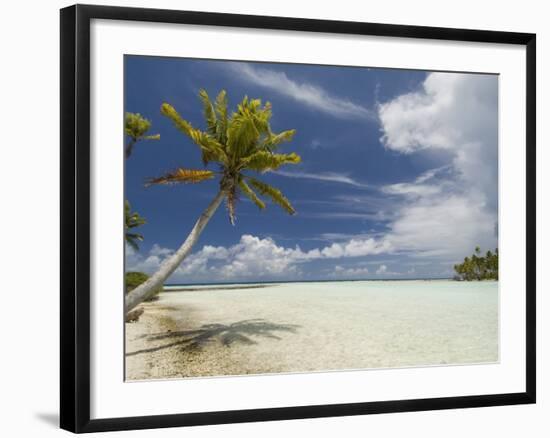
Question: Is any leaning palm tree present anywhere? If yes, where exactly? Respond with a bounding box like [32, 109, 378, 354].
[125, 90, 301, 313]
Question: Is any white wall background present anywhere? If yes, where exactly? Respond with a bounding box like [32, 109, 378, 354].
[0, 0, 546, 436]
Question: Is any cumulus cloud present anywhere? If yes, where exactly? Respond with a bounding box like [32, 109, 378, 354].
[217, 235, 318, 279]
[331, 265, 370, 278]
[375, 72, 499, 261]
[127, 234, 392, 283]
[375, 264, 401, 276]
[229, 63, 375, 120]
[378, 73, 497, 153]
[320, 238, 391, 258]
[378, 72, 498, 208]
[387, 193, 495, 258]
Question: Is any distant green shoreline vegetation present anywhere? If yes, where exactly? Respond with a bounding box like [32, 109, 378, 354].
[125, 271, 162, 301]
[453, 247, 498, 281]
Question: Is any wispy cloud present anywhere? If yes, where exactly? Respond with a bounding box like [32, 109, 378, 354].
[299, 212, 390, 221]
[310, 139, 322, 149]
[229, 63, 375, 120]
[414, 165, 450, 184]
[381, 183, 442, 197]
[274, 170, 369, 188]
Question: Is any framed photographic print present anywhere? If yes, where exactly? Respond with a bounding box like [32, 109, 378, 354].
[60, 4, 536, 433]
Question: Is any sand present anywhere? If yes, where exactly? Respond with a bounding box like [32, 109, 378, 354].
[125, 280, 498, 381]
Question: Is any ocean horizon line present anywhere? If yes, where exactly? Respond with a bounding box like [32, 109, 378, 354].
[163, 276, 457, 288]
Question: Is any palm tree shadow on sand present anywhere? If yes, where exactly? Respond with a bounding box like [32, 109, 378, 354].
[126, 319, 300, 357]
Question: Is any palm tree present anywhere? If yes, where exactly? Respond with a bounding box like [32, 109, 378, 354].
[125, 112, 160, 158]
[124, 113, 158, 251]
[453, 246, 499, 281]
[125, 90, 301, 313]
[125, 200, 146, 251]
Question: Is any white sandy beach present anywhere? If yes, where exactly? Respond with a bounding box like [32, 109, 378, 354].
[125, 280, 498, 380]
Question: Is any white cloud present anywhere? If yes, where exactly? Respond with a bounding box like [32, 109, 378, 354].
[127, 234, 393, 283]
[310, 139, 322, 149]
[378, 72, 498, 208]
[387, 193, 495, 258]
[414, 166, 449, 184]
[382, 182, 442, 198]
[299, 211, 389, 221]
[378, 73, 497, 154]
[217, 235, 317, 279]
[321, 238, 392, 258]
[375, 264, 401, 276]
[230, 63, 375, 120]
[275, 170, 369, 188]
[375, 72, 498, 260]
[149, 244, 173, 257]
[331, 265, 370, 278]
[381, 166, 451, 198]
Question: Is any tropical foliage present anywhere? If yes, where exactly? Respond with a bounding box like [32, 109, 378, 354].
[125, 200, 146, 251]
[125, 89, 301, 313]
[125, 271, 162, 301]
[124, 113, 158, 250]
[125, 112, 160, 158]
[151, 89, 301, 224]
[453, 247, 498, 281]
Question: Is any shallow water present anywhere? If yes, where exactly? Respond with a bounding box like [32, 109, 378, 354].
[127, 280, 498, 379]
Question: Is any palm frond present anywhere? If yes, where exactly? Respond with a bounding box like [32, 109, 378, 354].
[262, 129, 296, 151]
[125, 235, 141, 252]
[198, 89, 218, 137]
[160, 102, 194, 135]
[146, 168, 215, 186]
[246, 177, 296, 215]
[125, 200, 146, 250]
[251, 101, 272, 135]
[227, 110, 260, 158]
[226, 97, 274, 158]
[126, 213, 146, 229]
[126, 232, 144, 243]
[125, 113, 152, 141]
[161, 103, 228, 165]
[142, 134, 161, 141]
[215, 90, 228, 143]
[238, 178, 265, 210]
[125, 113, 159, 158]
[125, 200, 146, 229]
[241, 151, 301, 172]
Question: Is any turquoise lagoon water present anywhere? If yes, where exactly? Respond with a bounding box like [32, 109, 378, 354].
[157, 280, 498, 371]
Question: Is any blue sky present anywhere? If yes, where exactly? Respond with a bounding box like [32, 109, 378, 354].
[125, 56, 498, 284]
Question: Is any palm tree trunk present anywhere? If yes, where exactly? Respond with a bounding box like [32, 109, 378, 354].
[125, 190, 225, 313]
[125, 139, 136, 159]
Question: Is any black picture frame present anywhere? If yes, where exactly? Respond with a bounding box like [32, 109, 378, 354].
[60, 4, 536, 433]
